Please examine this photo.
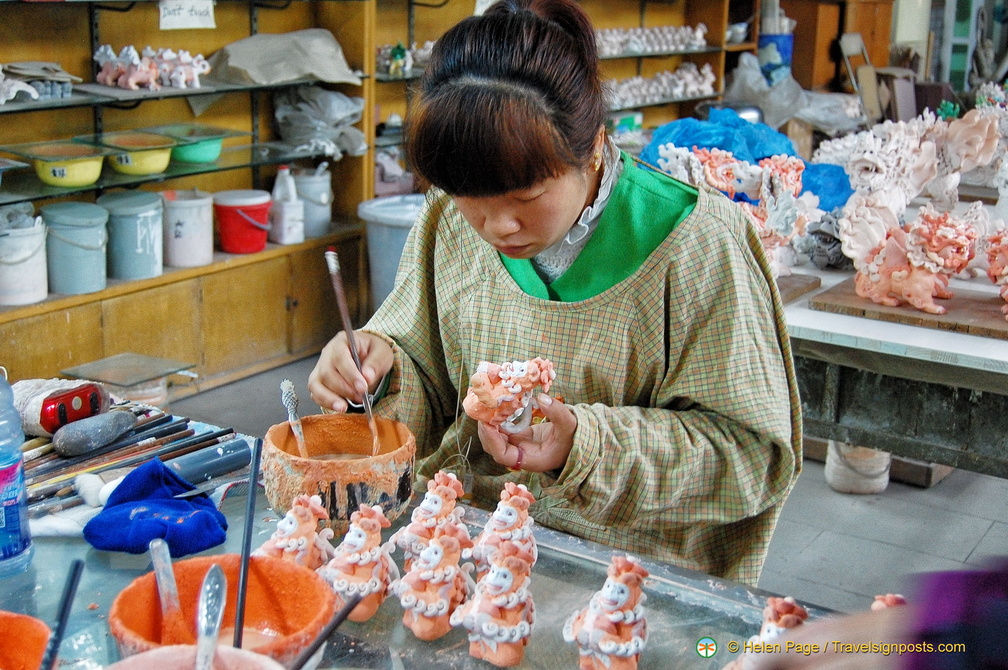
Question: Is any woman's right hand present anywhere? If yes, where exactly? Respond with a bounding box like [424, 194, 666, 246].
[307, 330, 394, 412]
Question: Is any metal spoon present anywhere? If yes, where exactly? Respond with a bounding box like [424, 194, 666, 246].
[195, 564, 226, 670]
[149, 538, 188, 645]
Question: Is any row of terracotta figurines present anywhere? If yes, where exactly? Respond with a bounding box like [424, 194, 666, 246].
[254, 471, 648, 669]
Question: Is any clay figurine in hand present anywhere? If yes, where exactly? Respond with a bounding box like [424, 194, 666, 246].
[317, 504, 399, 622]
[391, 520, 475, 640]
[562, 555, 649, 670]
[253, 494, 336, 570]
[871, 593, 908, 610]
[390, 470, 470, 568]
[463, 358, 556, 434]
[465, 482, 537, 581]
[450, 540, 535, 668]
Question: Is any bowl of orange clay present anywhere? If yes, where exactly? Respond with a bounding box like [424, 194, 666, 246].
[107, 553, 336, 668]
[261, 413, 416, 536]
[0, 610, 50, 670]
[105, 645, 286, 670]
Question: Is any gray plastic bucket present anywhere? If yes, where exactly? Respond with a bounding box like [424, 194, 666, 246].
[293, 171, 333, 238]
[357, 194, 424, 309]
[42, 201, 109, 295]
[97, 191, 164, 280]
[0, 223, 48, 305]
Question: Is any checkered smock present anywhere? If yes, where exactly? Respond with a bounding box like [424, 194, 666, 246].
[364, 158, 802, 586]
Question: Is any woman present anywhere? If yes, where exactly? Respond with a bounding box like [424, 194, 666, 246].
[308, 0, 801, 586]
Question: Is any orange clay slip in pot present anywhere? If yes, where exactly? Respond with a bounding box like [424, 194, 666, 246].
[0, 610, 51, 670]
[104, 645, 285, 669]
[261, 414, 416, 536]
[108, 554, 336, 668]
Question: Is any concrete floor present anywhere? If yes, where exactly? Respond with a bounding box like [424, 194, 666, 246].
[173, 355, 1008, 615]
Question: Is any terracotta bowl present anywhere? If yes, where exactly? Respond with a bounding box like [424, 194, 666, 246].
[0, 610, 50, 670]
[105, 645, 286, 670]
[262, 413, 416, 536]
[107, 553, 336, 668]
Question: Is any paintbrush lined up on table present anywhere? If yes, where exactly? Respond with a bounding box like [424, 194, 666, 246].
[24, 405, 245, 518]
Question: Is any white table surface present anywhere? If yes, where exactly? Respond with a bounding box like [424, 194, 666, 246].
[785, 265, 1008, 378]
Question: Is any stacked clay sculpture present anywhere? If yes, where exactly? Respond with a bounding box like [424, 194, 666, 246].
[462, 358, 556, 433]
[390, 471, 470, 568]
[465, 482, 537, 581]
[391, 520, 476, 640]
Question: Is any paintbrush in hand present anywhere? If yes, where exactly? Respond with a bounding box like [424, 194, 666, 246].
[325, 247, 380, 456]
[280, 379, 309, 458]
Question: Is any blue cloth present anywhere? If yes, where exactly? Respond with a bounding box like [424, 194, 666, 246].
[83, 459, 227, 557]
[639, 108, 853, 212]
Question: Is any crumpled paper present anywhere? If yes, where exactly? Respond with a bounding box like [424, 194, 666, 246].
[190, 28, 361, 116]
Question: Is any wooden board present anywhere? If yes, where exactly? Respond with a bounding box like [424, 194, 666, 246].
[808, 276, 1008, 340]
[776, 273, 822, 304]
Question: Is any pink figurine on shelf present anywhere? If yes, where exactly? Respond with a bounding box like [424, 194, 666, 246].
[391, 520, 476, 640]
[463, 358, 556, 433]
[465, 482, 537, 581]
[450, 540, 536, 668]
[757, 596, 809, 642]
[986, 230, 1008, 320]
[253, 494, 336, 570]
[563, 555, 649, 670]
[316, 504, 399, 622]
[391, 471, 470, 568]
[871, 593, 908, 610]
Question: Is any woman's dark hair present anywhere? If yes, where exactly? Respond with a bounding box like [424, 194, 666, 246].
[404, 0, 604, 197]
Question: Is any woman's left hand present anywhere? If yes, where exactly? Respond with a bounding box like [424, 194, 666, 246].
[477, 394, 577, 472]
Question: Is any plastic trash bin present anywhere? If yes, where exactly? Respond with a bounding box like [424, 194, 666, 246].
[357, 194, 424, 310]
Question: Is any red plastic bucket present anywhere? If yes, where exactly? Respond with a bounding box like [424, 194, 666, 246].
[213, 189, 272, 254]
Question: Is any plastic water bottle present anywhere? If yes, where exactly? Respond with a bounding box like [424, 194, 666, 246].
[269, 165, 305, 245]
[0, 368, 33, 576]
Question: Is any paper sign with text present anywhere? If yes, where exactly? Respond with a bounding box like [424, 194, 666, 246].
[160, 0, 216, 30]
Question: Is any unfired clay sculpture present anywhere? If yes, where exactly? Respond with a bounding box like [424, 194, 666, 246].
[390, 471, 470, 568]
[465, 482, 537, 582]
[562, 555, 649, 670]
[391, 520, 475, 640]
[463, 358, 556, 434]
[316, 504, 399, 622]
[450, 540, 536, 668]
[253, 494, 336, 570]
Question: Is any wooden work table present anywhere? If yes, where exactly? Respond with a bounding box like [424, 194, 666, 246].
[785, 265, 1008, 480]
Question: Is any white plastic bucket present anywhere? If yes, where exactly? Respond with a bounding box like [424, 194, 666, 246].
[293, 171, 333, 238]
[97, 191, 164, 280]
[268, 200, 305, 246]
[0, 224, 47, 306]
[357, 194, 424, 309]
[161, 189, 213, 268]
[42, 201, 109, 295]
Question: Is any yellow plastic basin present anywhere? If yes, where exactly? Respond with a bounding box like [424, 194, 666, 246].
[109, 147, 172, 175]
[30, 143, 106, 187]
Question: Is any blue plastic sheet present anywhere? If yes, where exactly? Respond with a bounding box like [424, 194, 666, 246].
[640, 108, 853, 212]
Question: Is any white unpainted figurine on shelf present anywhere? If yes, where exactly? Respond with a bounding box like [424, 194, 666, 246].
[391, 520, 475, 640]
[465, 482, 537, 582]
[450, 540, 536, 668]
[390, 471, 470, 568]
[563, 555, 649, 670]
[317, 504, 399, 622]
[253, 493, 336, 570]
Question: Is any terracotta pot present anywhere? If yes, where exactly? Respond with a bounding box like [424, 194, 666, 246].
[0, 610, 50, 670]
[262, 414, 416, 536]
[107, 554, 336, 668]
[105, 645, 286, 669]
